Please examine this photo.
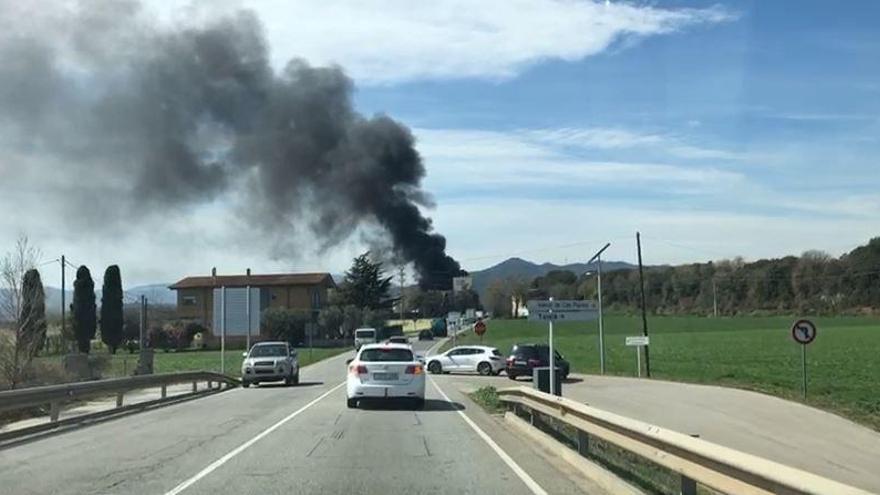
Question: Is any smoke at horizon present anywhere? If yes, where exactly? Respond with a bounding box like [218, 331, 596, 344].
[0, 1, 462, 289]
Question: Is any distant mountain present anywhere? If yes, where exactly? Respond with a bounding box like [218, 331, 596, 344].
[124, 284, 176, 305]
[469, 257, 636, 299]
[37, 283, 176, 315]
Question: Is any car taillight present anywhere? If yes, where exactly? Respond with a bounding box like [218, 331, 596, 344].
[349, 364, 368, 375]
[527, 359, 541, 366]
[405, 365, 423, 375]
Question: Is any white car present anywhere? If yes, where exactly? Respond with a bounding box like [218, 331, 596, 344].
[346, 343, 426, 409]
[425, 346, 505, 376]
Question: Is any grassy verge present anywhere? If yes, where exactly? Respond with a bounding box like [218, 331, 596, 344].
[32, 346, 350, 380]
[468, 386, 505, 414]
[446, 315, 880, 430]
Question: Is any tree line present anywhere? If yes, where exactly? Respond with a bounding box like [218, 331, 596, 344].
[484, 237, 880, 316]
[0, 237, 126, 388]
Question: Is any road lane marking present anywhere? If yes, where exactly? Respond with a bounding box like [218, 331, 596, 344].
[164, 381, 345, 495]
[430, 379, 548, 495]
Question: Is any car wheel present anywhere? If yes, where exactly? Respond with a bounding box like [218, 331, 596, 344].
[284, 375, 292, 386]
[292, 373, 300, 385]
[477, 362, 492, 376]
[347, 398, 357, 409]
[508, 373, 518, 381]
[427, 361, 442, 374]
[242, 381, 251, 388]
[413, 398, 425, 410]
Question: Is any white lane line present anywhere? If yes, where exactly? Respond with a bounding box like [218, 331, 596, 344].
[164, 381, 345, 495]
[430, 379, 548, 495]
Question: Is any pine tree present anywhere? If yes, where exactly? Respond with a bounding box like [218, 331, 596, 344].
[339, 252, 391, 309]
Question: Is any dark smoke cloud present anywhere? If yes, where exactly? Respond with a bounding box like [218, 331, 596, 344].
[0, 1, 462, 289]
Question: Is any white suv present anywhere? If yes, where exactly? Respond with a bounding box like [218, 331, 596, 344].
[346, 343, 426, 409]
[426, 346, 505, 376]
[241, 342, 299, 387]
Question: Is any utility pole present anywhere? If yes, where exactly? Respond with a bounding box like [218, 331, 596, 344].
[139, 295, 146, 350]
[587, 243, 611, 375]
[548, 297, 556, 396]
[636, 232, 651, 378]
[61, 254, 66, 350]
[712, 278, 718, 318]
[246, 268, 252, 352]
[220, 286, 226, 375]
[398, 266, 405, 325]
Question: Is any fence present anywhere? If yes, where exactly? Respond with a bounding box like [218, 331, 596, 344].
[498, 386, 871, 495]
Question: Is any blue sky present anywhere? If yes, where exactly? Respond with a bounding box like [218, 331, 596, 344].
[348, 0, 880, 268]
[3, 0, 878, 286]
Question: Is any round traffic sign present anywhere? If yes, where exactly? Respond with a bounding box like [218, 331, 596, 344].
[791, 319, 817, 345]
[474, 319, 487, 336]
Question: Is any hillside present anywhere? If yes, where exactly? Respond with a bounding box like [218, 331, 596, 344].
[470, 257, 636, 299]
[36, 284, 176, 316]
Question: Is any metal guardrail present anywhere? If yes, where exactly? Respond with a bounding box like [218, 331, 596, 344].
[498, 386, 873, 495]
[0, 372, 238, 439]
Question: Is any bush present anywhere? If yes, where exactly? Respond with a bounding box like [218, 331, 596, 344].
[182, 322, 206, 348]
[148, 326, 172, 352]
[262, 308, 311, 345]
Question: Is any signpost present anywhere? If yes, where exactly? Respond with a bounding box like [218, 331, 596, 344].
[791, 319, 817, 399]
[587, 242, 611, 375]
[625, 336, 650, 377]
[527, 300, 598, 322]
[447, 311, 461, 345]
[473, 318, 487, 343]
[528, 299, 598, 396]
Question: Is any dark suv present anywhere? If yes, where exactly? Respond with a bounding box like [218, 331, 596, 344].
[505, 344, 570, 381]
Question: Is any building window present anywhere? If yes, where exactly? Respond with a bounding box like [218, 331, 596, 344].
[311, 289, 321, 309]
[182, 296, 197, 306]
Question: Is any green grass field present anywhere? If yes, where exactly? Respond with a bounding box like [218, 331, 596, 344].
[446, 315, 880, 430]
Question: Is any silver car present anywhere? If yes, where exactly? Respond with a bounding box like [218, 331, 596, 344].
[241, 342, 300, 387]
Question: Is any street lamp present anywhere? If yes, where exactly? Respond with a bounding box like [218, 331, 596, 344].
[587, 243, 611, 375]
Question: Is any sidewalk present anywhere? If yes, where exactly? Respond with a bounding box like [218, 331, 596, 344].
[439, 373, 880, 493]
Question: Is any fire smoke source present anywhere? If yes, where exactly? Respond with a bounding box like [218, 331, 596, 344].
[0, 2, 462, 289]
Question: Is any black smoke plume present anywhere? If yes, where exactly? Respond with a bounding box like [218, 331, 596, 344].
[0, 2, 462, 289]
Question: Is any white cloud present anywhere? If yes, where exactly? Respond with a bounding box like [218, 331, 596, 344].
[144, 0, 734, 84]
[416, 127, 744, 193]
[522, 126, 743, 160]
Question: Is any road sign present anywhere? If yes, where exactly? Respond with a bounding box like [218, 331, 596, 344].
[473, 319, 487, 336]
[791, 319, 817, 345]
[791, 319, 817, 400]
[527, 300, 598, 322]
[625, 336, 649, 346]
[625, 335, 649, 377]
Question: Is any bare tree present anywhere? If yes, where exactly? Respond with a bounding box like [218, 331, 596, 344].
[0, 235, 43, 388]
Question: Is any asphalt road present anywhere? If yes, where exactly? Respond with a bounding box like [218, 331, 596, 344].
[0, 339, 593, 495]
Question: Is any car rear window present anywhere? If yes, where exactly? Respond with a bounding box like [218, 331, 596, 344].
[355, 330, 375, 338]
[492, 348, 502, 356]
[360, 348, 414, 362]
[513, 346, 537, 357]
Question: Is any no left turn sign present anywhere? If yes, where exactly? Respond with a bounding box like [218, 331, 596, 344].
[791, 319, 817, 345]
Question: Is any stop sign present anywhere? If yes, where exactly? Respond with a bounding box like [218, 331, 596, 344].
[474, 319, 487, 336]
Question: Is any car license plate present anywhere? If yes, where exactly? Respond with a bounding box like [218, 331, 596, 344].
[373, 372, 398, 381]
